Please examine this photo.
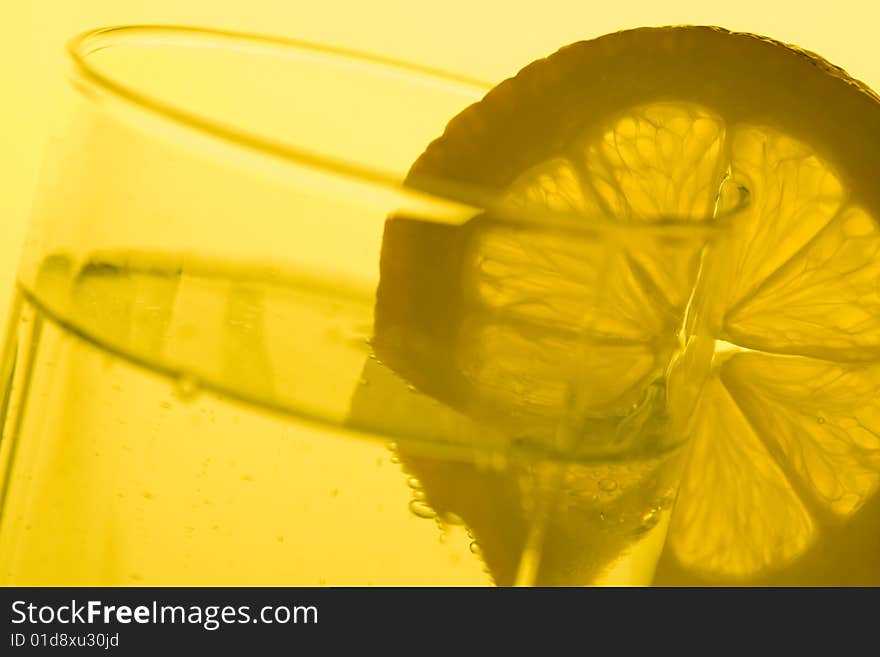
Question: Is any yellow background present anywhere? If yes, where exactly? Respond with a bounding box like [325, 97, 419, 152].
[1, 0, 878, 324]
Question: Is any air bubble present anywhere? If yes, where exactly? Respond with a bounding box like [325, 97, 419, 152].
[406, 477, 422, 489]
[409, 500, 437, 519]
[441, 512, 464, 526]
[469, 541, 483, 556]
[598, 478, 618, 492]
[817, 416, 826, 424]
[640, 508, 660, 531]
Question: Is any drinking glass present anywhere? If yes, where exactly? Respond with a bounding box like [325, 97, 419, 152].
[0, 26, 714, 585]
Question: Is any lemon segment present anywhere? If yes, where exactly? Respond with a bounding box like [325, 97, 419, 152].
[670, 375, 815, 578]
[723, 205, 880, 359]
[577, 103, 727, 224]
[463, 223, 673, 340]
[574, 103, 726, 312]
[721, 352, 880, 517]
[503, 157, 602, 215]
[720, 127, 845, 311]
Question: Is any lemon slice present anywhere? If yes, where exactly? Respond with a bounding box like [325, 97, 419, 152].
[368, 26, 880, 584]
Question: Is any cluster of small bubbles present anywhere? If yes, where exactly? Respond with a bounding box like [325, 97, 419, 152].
[598, 478, 618, 492]
[408, 500, 437, 519]
[385, 441, 401, 464]
[407, 476, 431, 512]
[174, 375, 200, 402]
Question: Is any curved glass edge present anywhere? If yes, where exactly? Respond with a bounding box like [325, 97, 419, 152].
[66, 25, 496, 212]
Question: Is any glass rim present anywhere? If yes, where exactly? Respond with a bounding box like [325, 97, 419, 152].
[66, 25, 734, 234]
[66, 25, 496, 203]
